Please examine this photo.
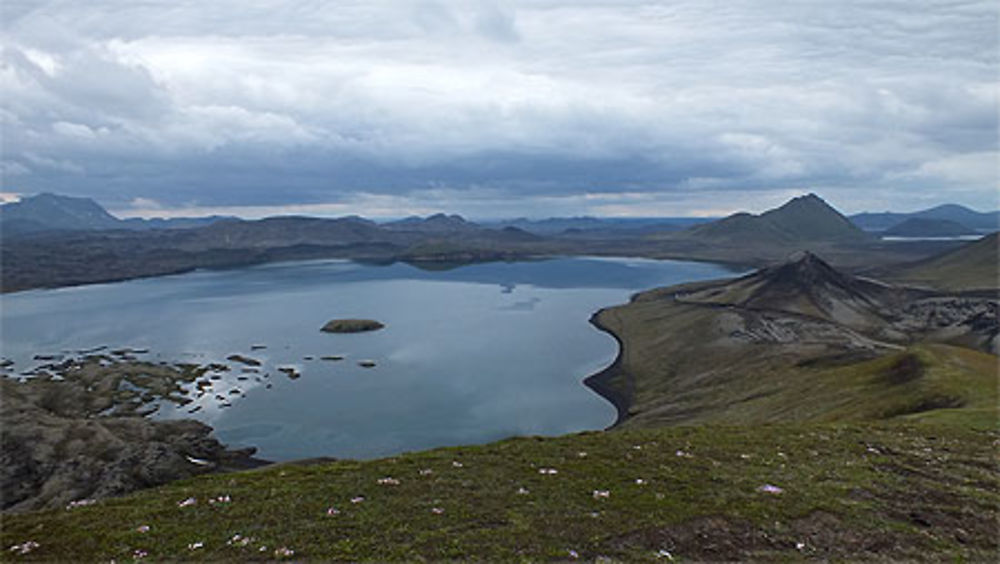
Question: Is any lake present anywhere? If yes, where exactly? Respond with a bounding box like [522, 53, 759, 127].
[0, 257, 741, 461]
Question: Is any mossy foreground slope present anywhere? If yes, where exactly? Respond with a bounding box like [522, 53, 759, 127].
[2, 423, 997, 562]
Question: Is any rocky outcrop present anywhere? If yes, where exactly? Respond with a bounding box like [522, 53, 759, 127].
[0, 359, 267, 513]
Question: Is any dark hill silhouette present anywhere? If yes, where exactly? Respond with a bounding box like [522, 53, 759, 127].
[676, 251, 902, 327]
[882, 218, 977, 238]
[384, 213, 481, 234]
[0, 193, 120, 233]
[686, 193, 869, 244]
[0, 193, 235, 234]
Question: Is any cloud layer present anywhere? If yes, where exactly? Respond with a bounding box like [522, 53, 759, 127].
[1, 0, 997, 217]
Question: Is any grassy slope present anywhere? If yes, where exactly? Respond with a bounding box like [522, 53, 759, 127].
[887, 232, 999, 291]
[592, 274, 997, 430]
[2, 423, 997, 562]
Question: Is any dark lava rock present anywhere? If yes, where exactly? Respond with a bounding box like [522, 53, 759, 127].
[320, 319, 385, 333]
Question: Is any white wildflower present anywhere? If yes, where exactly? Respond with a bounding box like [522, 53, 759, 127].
[227, 533, 253, 547]
[8, 541, 40, 555]
[592, 490, 610, 500]
[187, 542, 203, 551]
[177, 497, 197, 507]
[757, 484, 784, 494]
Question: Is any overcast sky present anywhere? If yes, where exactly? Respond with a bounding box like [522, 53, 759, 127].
[1, 1, 997, 219]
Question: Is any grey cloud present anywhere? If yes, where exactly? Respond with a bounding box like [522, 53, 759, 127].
[0, 0, 997, 214]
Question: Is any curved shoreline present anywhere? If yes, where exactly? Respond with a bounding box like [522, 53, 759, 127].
[582, 308, 633, 428]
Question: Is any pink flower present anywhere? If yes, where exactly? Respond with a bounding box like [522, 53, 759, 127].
[758, 484, 784, 494]
[431, 507, 445, 515]
[326, 507, 341, 516]
[136, 525, 150, 533]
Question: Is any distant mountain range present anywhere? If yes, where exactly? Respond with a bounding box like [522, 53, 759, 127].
[850, 204, 999, 232]
[384, 213, 482, 234]
[3, 192, 996, 239]
[487, 216, 713, 236]
[2, 191, 995, 293]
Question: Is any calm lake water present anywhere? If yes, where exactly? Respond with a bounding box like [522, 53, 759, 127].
[0, 257, 740, 461]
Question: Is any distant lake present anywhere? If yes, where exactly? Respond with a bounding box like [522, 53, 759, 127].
[0, 257, 742, 461]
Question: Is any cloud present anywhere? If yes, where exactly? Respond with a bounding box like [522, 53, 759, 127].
[1, 0, 997, 215]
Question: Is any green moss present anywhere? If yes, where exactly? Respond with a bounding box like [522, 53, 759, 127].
[3, 422, 996, 562]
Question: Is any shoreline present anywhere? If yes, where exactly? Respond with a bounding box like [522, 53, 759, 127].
[582, 308, 633, 428]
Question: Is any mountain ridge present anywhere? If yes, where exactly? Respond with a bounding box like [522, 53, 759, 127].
[851, 203, 1000, 232]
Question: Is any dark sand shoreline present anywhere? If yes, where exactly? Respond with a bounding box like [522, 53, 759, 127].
[582, 309, 632, 428]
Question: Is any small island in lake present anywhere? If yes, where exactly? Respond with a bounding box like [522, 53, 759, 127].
[321, 319, 385, 333]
